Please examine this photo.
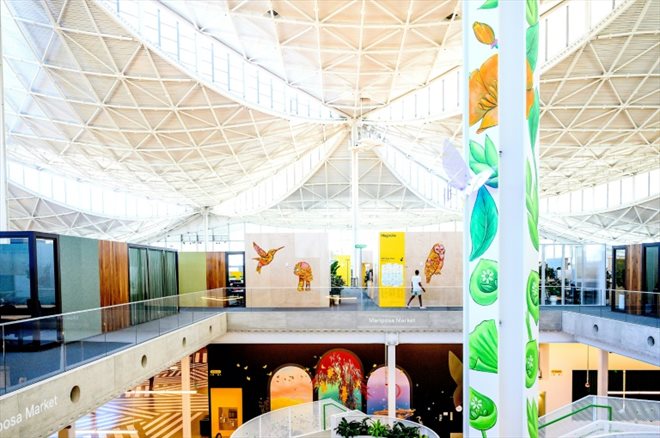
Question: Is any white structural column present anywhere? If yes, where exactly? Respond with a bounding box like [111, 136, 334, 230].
[351, 122, 360, 286]
[0, 3, 8, 231]
[499, 0, 530, 435]
[202, 208, 210, 252]
[386, 333, 398, 419]
[463, 0, 540, 437]
[181, 355, 192, 438]
[597, 349, 609, 397]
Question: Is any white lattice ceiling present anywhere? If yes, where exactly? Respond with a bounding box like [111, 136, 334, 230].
[2, 0, 659, 244]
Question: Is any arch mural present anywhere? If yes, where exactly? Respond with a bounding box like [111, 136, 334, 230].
[366, 366, 412, 417]
[269, 365, 313, 411]
[314, 349, 364, 410]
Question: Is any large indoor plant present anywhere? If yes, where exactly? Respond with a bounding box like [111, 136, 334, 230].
[330, 260, 345, 305]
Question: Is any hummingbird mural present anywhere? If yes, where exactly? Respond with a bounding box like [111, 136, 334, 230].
[252, 242, 284, 273]
[424, 243, 446, 283]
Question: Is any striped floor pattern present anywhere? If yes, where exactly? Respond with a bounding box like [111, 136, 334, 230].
[54, 349, 209, 438]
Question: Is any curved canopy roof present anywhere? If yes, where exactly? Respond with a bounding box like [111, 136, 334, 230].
[2, 0, 659, 244]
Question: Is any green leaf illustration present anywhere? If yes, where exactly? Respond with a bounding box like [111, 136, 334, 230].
[525, 340, 539, 388]
[526, 0, 539, 26]
[469, 319, 498, 373]
[470, 186, 498, 261]
[525, 161, 539, 250]
[526, 23, 539, 72]
[470, 259, 498, 306]
[528, 90, 540, 149]
[470, 140, 486, 164]
[469, 136, 499, 188]
[479, 0, 498, 9]
[484, 135, 498, 169]
[527, 270, 540, 324]
[469, 387, 498, 432]
[527, 398, 539, 438]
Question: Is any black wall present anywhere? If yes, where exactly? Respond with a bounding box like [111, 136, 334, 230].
[573, 370, 660, 402]
[207, 343, 463, 435]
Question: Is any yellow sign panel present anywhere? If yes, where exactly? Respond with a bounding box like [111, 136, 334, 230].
[334, 255, 351, 285]
[379, 232, 405, 307]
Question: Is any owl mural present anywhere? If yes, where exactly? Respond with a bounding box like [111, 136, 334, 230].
[424, 243, 446, 283]
[293, 261, 313, 291]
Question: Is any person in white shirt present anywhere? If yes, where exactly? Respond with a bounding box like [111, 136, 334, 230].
[406, 269, 426, 309]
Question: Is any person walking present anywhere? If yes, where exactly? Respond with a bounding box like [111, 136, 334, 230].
[406, 269, 426, 309]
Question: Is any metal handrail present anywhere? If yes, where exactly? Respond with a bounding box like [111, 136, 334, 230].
[539, 404, 613, 430]
[322, 401, 349, 430]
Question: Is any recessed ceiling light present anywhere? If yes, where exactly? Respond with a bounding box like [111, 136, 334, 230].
[265, 9, 279, 18]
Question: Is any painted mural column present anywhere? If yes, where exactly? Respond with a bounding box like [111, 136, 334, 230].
[463, 0, 540, 437]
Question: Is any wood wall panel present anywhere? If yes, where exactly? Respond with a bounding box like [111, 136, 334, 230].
[625, 244, 643, 314]
[99, 240, 129, 331]
[206, 252, 226, 290]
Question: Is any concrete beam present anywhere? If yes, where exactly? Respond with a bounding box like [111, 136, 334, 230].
[0, 314, 226, 438]
[561, 312, 660, 366]
[225, 310, 563, 333]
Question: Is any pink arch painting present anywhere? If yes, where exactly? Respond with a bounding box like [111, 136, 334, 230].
[366, 366, 411, 415]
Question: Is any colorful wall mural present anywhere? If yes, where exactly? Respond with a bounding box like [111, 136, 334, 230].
[245, 233, 329, 307]
[424, 243, 446, 284]
[404, 232, 463, 307]
[314, 349, 363, 410]
[269, 365, 313, 411]
[252, 241, 284, 274]
[207, 344, 463, 436]
[366, 366, 411, 417]
[293, 261, 313, 291]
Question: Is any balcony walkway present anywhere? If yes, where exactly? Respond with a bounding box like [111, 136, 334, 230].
[1, 288, 658, 437]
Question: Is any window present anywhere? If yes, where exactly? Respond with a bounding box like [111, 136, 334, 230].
[643, 244, 660, 292]
[611, 246, 627, 312]
[641, 243, 659, 317]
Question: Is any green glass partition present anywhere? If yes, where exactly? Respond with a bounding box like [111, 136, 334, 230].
[129, 245, 178, 324]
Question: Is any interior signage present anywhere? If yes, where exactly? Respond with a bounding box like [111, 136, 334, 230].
[0, 395, 58, 432]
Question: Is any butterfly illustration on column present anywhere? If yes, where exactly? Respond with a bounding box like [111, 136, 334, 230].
[442, 138, 495, 196]
[252, 242, 284, 273]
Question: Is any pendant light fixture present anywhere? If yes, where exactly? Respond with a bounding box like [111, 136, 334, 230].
[585, 345, 591, 388]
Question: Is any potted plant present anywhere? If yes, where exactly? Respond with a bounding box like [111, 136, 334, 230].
[367, 419, 390, 437]
[335, 418, 362, 438]
[388, 422, 421, 438]
[330, 260, 345, 305]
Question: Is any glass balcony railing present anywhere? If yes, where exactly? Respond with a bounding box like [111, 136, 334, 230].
[0, 290, 219, 396]
[2, 285, 655, 396]
[542, 290, 660, 329]
[608, 290, 660, 319]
